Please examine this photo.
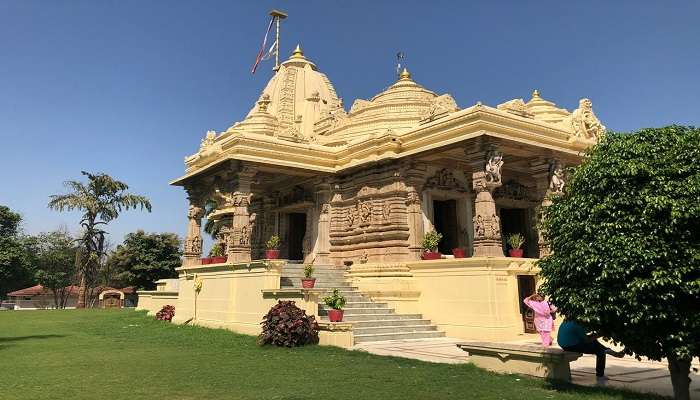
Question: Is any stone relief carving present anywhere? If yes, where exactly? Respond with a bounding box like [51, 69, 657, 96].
[420, 94, 459, 122]
[549, 160, 566, 194]
[199, 130, 216, 152]
[425, 168, 462, 190]
[570, 98, 605, 139]
[380, 201, 392, 223]
[497, 99, 534, 118]
[257, 93, 271, 113]
[349, 99, 372, 114]
[485, 150, 504, 184]
[473, 213, 501, 240]
[358, 201, 372, 226]
[184, 237, 202, 255]
[188, 204, 205, 220]
[239, 225, 250, 246]
[405, 189, 421, 206]
[494, 180, 534, 201]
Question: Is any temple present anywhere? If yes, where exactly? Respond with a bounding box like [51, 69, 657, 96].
[138, 45, 605, 346]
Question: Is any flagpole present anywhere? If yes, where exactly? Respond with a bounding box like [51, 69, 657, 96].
[269, 10, 288, 71]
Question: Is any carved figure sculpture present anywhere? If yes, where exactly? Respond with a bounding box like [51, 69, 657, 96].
[571, 98, 606, 139]
[485, 150, 504, 184]
[549, 160, 566, 194]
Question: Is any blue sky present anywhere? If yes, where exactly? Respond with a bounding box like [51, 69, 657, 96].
[1, 1, 698, 246]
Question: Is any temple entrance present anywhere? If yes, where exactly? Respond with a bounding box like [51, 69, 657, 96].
[517, 275, 537, 333]
[432, 199, 459, 255]
[499, 208, 529, 256]
[286, 213, 306, 261]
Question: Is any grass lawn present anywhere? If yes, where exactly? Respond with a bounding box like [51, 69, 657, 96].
[0, 309, 662, 400]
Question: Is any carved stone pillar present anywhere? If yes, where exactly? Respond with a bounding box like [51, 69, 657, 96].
[227, 168, 256, 263]
[534, 159, 566, 258]
[404, 163, 428, 260]
[468, 148, 504, 257]
[183, 192, 205, 266]
[315, 184, 332, 265]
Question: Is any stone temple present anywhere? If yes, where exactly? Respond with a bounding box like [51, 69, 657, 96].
[138, 45, 605, 346]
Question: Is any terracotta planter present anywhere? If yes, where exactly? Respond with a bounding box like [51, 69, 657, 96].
[509, 249, 524, 258]
[452, 248, 466, 258]
[422, 251, 442, 260]
[200, 257, 212, 265]
[327, 309, 344, 322]
[301, 278, 316, 289]
[211, 256, 227, 264]
[265, 249, 280, 259]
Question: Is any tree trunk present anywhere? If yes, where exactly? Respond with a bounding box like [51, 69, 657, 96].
[77, 273, 86, 309]
[668, 354, 691, 400]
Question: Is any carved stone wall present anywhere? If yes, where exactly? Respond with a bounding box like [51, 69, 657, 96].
[329, 163, 412, 265]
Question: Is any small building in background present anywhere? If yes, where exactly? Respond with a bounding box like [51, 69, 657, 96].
[4, 285, 137, 310]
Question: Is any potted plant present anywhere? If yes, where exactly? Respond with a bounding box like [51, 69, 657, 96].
[452, 247, 466, 258]
[265, 235, 281, 259]
[301, 264, 316, 288]
[507, 233, 525, 257]
[209, 243, 227, 264]
[421, 230, 443, 260]
[323, 288, 346, 322]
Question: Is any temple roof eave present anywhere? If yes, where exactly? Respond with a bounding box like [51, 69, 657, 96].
[172, 105, 595, 186]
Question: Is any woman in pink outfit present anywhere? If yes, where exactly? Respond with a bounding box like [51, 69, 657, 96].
[523, 293, 557, 346]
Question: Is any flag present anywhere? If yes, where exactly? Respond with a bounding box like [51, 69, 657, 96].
[261, 40, 277, 61]
[396, 52, 405, 77]
[252, 17, 275, 74]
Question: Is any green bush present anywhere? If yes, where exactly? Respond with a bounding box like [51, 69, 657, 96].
[265, 235, 280, 250]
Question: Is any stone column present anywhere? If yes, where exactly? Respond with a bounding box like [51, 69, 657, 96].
[227, 168, 256, 263]
[183, 203, 205, 266]
[183, 191, 205, 266]
[314, 183, 332, 265]
[534, 159, 566, 258]
[468, 148, 504, 257]
[404, 163, 428, 260]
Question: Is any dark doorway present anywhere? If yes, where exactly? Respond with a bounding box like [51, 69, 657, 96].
[287, 213, 306, 261]
[499, 208, 529, 256]
[432, 199, 459, 255]
[517, 275, 537, 333]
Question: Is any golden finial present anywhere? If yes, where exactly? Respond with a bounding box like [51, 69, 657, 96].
[291, 44, 304, 59]
[399, 67, 411, 80]
[532, 89, 541, 99]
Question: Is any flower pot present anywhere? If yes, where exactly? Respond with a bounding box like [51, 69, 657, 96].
[327, 309, 344, 322]
[265, 249, 280, 259]
[508, 249, 524, 258]
[211, 256, 227, 264]
[200, 257, 212, 265]
[452, 248, 466, 258]
[301, 278, 316, 289]
[422, 251, 442, 260]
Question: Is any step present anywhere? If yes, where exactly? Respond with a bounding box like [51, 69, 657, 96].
[341, 313, 424, 322]
[319, 307, 393, 316]
[350, 319, 433, 328]
[320, 302, 388, 309]
[353, 331, 446, 343]
[353, 324, 438, 335]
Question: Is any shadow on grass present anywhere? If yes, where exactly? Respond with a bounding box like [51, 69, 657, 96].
[0, 334, 66, 343]
[544, 378, 669, 400]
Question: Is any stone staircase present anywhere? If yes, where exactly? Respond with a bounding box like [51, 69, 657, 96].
[281, 263, 444, 344]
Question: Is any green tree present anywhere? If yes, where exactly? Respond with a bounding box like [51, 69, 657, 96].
[31, 230, 78, 308]
[538, 126, 700, 400]
[107, 230, 181, 290]
[48, 171, 151, 308]
[0, 205, 34, 298]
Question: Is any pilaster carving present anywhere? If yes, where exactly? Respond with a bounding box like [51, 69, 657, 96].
[183, 188, 206, 266]
[469, 148, 505, 257]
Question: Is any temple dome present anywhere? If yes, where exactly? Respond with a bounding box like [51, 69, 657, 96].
[228, 45, 342, 142]
[317, 68, 459, 143]
[526, 90, 570, 124]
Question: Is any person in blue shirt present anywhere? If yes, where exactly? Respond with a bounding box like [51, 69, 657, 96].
[558, 320, 624, 378]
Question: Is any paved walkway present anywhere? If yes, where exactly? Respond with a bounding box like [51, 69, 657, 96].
[353, 338, 700, 398]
